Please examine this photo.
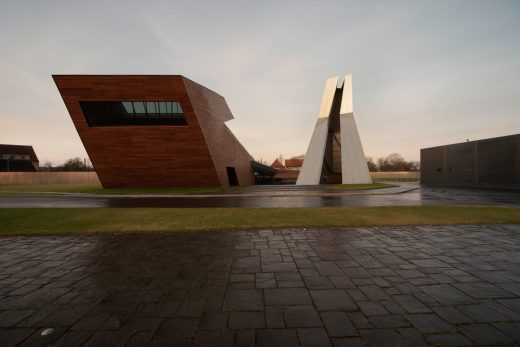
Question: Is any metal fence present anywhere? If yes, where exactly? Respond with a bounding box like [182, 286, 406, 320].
[370, 171, 420, 181]
[0, 172, 100, 185]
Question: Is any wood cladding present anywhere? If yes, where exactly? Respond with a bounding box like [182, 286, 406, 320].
[184, 78, 255, 188]
[53, 75, 254, 188]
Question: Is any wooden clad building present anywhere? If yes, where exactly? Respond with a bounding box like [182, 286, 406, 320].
[53, 75, 254, 188]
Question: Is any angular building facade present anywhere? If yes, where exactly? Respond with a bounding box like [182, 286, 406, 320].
[53, 75, 254, 188]
[0, 144, 39, 172]
[421, 134, 520, 190]
[297, 74, 372, 185]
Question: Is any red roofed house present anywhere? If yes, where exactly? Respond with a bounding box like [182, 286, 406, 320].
[271, 158, 285, 170]
[285, 158, 304, 171]
[270, 156, 304, 183]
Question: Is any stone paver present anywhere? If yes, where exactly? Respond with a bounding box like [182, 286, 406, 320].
[0, 224, 520, 346]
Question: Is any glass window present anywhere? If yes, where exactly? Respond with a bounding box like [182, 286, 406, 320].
[133, 102, 146, 114]
[145, 102, 157, 115]
[122, 102, 134, 114]
[79, 101, 186, 127]
[159, 102, 168, 114]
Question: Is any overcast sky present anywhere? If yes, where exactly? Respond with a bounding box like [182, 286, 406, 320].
[1, 0, 519, 165]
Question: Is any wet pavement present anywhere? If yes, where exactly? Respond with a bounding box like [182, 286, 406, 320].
[1, 225, 520, 346]
[0, 184, 519, 208]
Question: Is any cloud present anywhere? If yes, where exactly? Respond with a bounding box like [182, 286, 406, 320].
[0, 1, 519, 164]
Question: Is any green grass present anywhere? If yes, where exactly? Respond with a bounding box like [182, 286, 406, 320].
[0, 206, 519, 235]
[0, 184, 222, 195]
[327, 183, 398, 190]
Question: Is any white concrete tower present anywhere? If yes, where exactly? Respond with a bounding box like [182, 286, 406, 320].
[296, 76, 338, 185]
[296, 74, 372, 185]
[340, 74, 372, 184]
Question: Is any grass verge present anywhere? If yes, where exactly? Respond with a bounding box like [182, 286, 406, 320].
[0, 206, 519, 235]
[0, 184, 222, 195]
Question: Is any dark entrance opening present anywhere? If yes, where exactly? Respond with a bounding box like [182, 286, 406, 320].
[226, 167, 239, 186]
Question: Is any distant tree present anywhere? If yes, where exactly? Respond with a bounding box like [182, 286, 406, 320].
[56, 157, 93, 171]
[376, 153, 416, 171]
[386, 153, 409, 171]
[366, 156, 378, 172]
[40, 160, 54, 172]
[377, 156, 390, 171]
[410, 161, 420, 172]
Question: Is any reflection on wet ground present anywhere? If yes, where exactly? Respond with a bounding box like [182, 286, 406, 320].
[0, 185, 518, 208]
[1, 225, 520, 345]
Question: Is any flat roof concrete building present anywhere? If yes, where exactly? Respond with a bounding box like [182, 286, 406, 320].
[421, 134, 520, 190]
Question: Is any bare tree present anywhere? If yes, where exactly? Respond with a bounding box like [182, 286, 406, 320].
[366, 156, 378, 172]
[40, 160, 54, 172]
[55, 157, 93, 171]
[376, 153, 416, 171]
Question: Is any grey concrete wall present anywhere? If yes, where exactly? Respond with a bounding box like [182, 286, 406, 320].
[478, 135, 520, 186]
[421, 134, 520, 190]
[445, 142, 476, 185]
[420, 146, 444, 185]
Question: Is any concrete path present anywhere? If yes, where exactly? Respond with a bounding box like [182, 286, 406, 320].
[1, 225, 520, 346]
[0, 184, 519, 208]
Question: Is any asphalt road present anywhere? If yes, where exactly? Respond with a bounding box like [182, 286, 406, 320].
[0, 184, 519, 208]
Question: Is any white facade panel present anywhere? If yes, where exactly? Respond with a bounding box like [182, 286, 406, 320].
[340, 74, 353, 114]
[296, 117, 329, 185]
[318, 76, 339, 118]
[340, 113, 372, 184]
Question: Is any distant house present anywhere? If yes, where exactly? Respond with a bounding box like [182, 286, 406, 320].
[285, 158, 304, 171]
[0, 145, 39, 172]
[270, 157, 304, 182]
[271, 159, 285, 170]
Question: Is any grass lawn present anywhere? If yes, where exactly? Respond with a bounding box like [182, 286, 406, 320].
[0, 184, 222, 195]
[0, 205, 519, 235]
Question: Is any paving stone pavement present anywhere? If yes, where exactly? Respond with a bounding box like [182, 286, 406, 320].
[1, 224, 520, 346]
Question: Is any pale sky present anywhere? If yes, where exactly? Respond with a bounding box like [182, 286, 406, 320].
[1, 0, 519, 165]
